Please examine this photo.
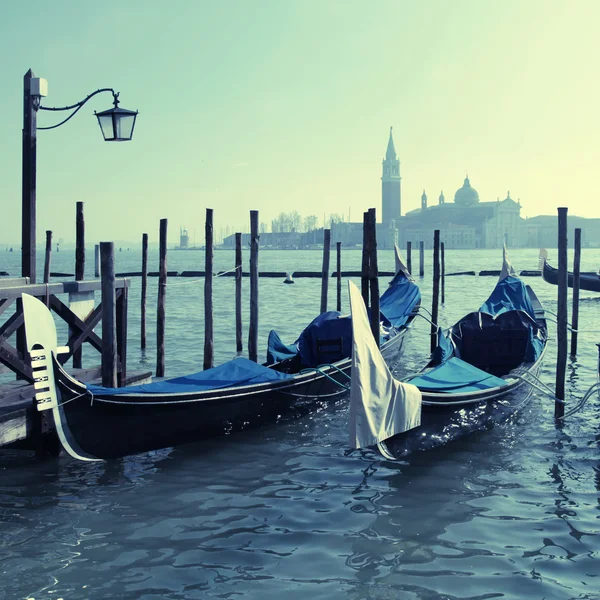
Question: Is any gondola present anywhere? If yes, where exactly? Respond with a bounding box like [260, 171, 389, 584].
[348, 248, 548, 458]
[22, 255, 420, 461]
[539, 248, 600, 292]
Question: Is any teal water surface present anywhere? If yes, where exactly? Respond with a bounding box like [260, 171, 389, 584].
[1, 247, 599, 599]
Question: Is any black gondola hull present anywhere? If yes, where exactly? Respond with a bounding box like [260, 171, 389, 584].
[543, 260, 600, 293]
[54, 324, 410, 459]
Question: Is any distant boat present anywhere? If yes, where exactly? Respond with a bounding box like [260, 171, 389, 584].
[539, 248, 600, 293]
[283, 273, 294, 284]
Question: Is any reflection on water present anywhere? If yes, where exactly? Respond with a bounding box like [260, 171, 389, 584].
[1, 248, 600, 599]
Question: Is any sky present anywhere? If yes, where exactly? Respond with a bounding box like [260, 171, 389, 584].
[1, 0, 598, 245]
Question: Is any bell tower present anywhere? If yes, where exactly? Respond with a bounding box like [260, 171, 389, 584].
[381, 127, 401, 225]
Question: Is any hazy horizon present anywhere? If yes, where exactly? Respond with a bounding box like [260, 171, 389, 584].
[2, 0, 598, 246]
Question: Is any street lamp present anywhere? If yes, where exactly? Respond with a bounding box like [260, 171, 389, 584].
[21, 69, 138, 282]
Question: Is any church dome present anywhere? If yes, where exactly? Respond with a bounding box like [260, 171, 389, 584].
[454, 176, 480, 206]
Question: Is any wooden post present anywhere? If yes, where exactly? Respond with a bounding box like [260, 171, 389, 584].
[248, 211, 259, 362]
[100, 242, 117, 387]
[43, 230, 52, 284]
[156, 219, 168, 378]
[204, 208, 214, 370]
[406, 241, 412, 276]
[336, 241, 342, 312]
[570, 228, 581, 357]
[419, 241, 424, 277]
[73, 201, 85, 368]
[555, 207, 568, 419]
[94, 244, 100, 277]
[75, 202, 85, 280]
[141, 233, 148, 350]
[116, 281, 128, 387]
[22, 69, 37, 283]
[441, 241, 445, 304]
[368, 209, 380, 348]
[320, 229, 331, 313]
[361, 212, 369, 308]
[235, 232, 243, 354]
[431, 230, 440, 353]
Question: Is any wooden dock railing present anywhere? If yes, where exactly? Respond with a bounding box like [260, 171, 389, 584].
[0, 277, 129, 385]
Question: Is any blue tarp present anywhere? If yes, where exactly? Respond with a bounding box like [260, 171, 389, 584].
[266, 271, 421, 367]
[479, 276, 535, 318]
[266, 330, 298, 365]
[87, 357, 292, 396]
[380, 271, 422, 328]
[408, 357, 507, 393]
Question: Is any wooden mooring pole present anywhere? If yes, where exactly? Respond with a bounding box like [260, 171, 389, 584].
[431, 230, 440, 354]
[141, 233, 148, 350]
[156, 219, 168, 378]
[248, 211, 259, 362]
[43, 230, 52, 284]
[204, 208, 214, 370]
[361, 212, 369, 308]
[368, 208, 380, 348]
[94, 244, 100, 278]
[570, 228, 581, 357]
[100, 242, 117, 387]
[406, 241, 412, 276]
[555, 207, 568, 419]
[336, 241, 342, 312]
[235, 232, 243, 354]
[441, 241, 445, 304]
[73, 201, 85, 368]
[419, 241, 424, 277]
[320, 229, 331, 313]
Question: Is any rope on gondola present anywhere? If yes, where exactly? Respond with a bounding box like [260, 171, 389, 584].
[510, 368, 600, 419]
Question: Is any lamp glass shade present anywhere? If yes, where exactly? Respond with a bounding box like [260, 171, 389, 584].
[95, 106, 138, 141]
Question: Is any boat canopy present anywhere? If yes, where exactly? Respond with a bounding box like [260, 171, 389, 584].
[430, 275, 544, 377]
[267, 271, 420, 367]
[479, 275, 535, 318]
[87, 357, 293, 396]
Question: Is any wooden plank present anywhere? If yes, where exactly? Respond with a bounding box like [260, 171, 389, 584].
[235, 232, 243, 354]
[73, 202, 85, 369]
[0, 310, 23, 340]
[70, 290, 95, 368]
[49, 295, 103, 354]
[157, 219, 168, 377]
[320, 229, 330, 314]
[361, 212, 369, 308]
[431, 230, 440, 353]
[116, 284, 128, 386]
[43, 230, 52, 284]
[101, 242, 117, 387]
[248, 210, 259, 362]
[0, 342, 33, 381]
[94, 244, 100, 278]
[336, 242, 341, 312]
[204, 208, 214, 370]
[555, 207, 568, 419]
[0, 278, 29, 289]
[141, 233, 148, 349]
[367, 209, 380, 348]
[570, 228, 581, 357]
[0, 279, 127, 301]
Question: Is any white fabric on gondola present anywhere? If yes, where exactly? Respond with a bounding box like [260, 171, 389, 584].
[348, 281, 421, 450]
[394, 244, 413, 280]
[499, 244, 516, 281]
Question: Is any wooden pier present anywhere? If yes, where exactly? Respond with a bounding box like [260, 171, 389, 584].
[0, 276, 151, 452]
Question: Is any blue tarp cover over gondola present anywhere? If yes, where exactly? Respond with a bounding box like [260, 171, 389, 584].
[87, 357, 293, 396]
[266, 271, 421, 367]
[479, 276, 535, 318]
[408, 357, 506, 393]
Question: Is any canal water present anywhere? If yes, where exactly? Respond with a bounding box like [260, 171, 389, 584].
[1, 247, 599, 599]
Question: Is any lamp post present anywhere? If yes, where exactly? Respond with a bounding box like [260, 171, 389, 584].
[21, 69, 138, 282]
